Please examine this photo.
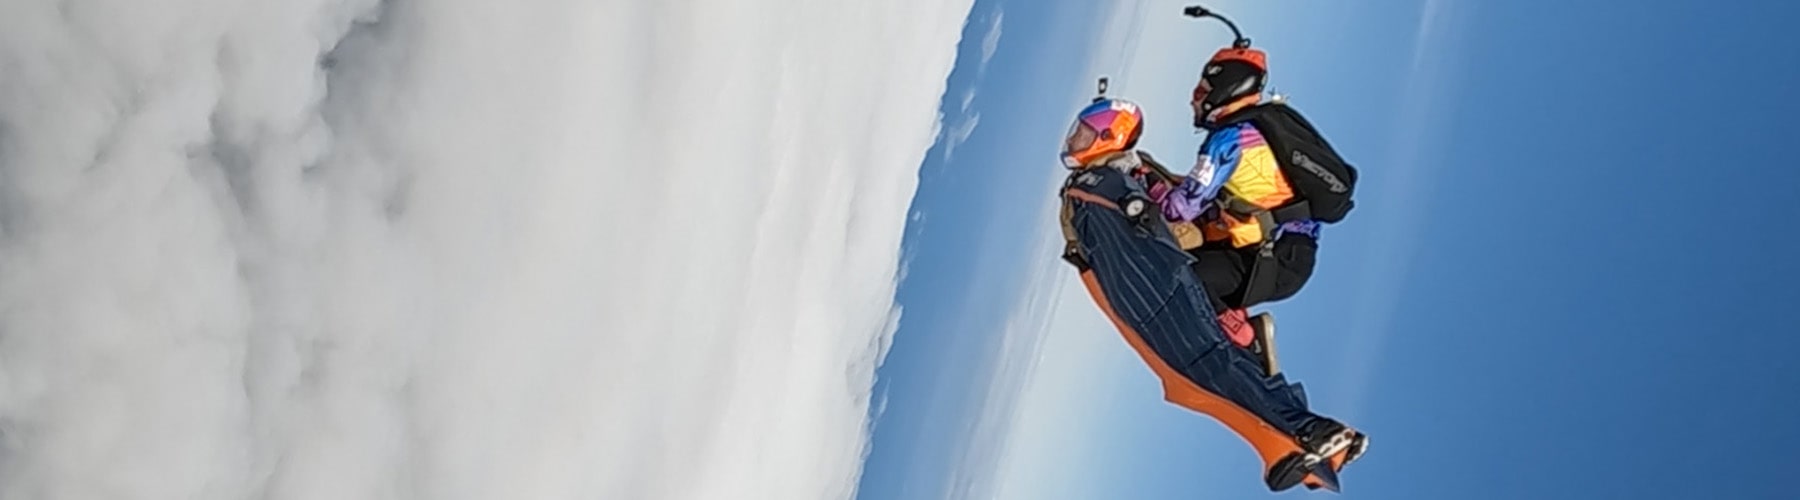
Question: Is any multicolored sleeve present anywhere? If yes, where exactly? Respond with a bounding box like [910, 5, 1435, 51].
[1158, 126, 1245, 222]
[1159, 177, 1209, 222]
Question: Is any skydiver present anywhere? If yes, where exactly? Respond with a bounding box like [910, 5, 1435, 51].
[1057, 88, 1368, 493]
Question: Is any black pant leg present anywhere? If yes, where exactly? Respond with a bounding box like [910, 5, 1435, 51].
[1257, 233, 1318, 305]
[1189, 243, 1249, 311]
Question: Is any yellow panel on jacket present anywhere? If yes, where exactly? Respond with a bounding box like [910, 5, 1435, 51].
[1197, 123, 1295, 248]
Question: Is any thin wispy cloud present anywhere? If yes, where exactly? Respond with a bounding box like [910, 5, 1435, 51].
[939, 111, 981, 162]
[940, 7, 1003, 163]
[1082, 0, 1152, 91]
[928, 173, 1073, 500]
[0, 1, 972, 499]
[986, 277, 1138, 500]
[979, 10, 1005, 72]
[1336, 0, 1468, 416]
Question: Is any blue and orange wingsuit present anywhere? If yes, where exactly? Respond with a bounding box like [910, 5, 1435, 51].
[1057, 164, 1355, 492]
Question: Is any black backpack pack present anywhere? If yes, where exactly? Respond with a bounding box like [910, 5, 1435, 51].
[1215, 101, 1358, 224]
[1211, 100, 1361, 308]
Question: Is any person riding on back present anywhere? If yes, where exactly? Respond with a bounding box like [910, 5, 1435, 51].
[1152, 6, 1362, 375]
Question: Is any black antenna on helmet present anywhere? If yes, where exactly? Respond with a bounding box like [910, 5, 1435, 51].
[1183, 5, 1251, 48]
[1092, 76, 1109, 103]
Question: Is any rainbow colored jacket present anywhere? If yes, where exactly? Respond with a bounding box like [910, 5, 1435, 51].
[1157, 121, 1322, 248]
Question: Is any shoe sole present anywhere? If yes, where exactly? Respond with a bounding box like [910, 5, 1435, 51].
[1342, 433, 1368, 465]
[1252, 313, 1279, 375]
[1309, 427, 1358, 462]
[1264, 428, 1360, 492]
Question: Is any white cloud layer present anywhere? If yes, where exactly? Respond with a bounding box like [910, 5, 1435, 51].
[0, 1, 972, 499]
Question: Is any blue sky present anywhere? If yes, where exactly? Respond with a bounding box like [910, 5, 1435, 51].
[859, 0, 1800, 499]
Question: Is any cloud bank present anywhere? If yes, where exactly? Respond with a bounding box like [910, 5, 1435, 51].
[0, 0, 971, 499]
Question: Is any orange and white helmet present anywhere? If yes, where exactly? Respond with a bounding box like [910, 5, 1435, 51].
[1060, 98, 1145, 169]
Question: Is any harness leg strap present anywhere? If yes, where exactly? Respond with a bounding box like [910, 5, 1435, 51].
[1237, 210, 1283, 308]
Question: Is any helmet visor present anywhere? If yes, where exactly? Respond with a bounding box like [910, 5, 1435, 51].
[1064, 120, 1099, 156]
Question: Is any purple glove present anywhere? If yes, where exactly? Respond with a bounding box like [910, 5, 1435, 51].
[1159, 177, 1210, 222]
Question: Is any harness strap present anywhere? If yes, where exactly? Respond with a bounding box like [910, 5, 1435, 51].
[1239, 211, 1283, 308]
[1217, 192, 1316, 308]
[1058, 174, 1091, 271]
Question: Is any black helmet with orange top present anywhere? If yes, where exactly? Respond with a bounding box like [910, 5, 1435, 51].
[1185, 6, 1268, 128]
